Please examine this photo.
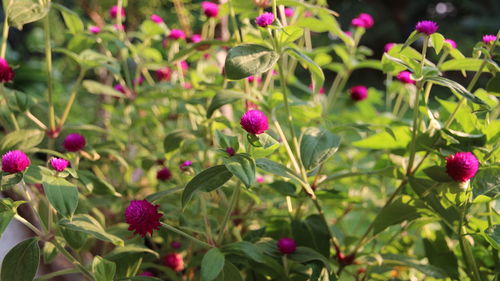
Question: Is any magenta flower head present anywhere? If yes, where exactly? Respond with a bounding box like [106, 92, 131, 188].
[63, 133, 86, 152]
[349, 85, 368, 101]
[384, 42, 395, 53]
[396, 71, 416, 85]
[163, 253, 184, 272]
[351, 13, 374, 29]
[284, 8, 294, 17]
[150, 14, 163, 24]
[190, 34, 202, 43]
[277, 237, 296, 254]
[415, 20, 438, 35]
[88, 25, 101, 34]
[445, 152, 479, 182]
[2, 150, 30, 173]
[157, 167, 172, 181]
[240, 110, 269, 135]
[256, 176, 264, 183]
[156, 67, 172, 81]
[125, 200, 163, 237]
[171, 241, 182, 249]
[225, 147, 236, 156]
[139, 271, 155, 277]
[50, 158, 69, 172]
[114, 84, 127, 94]
[202, 1, 219, 18]
[109, 5, 125, 19]
[179, 160, 192, 171]
[255, 12, 274, 27]
[482, 34, 497, 45]
[444, 39, 456, 49]
[0, 58, 15, 83]
[168, 29, 186, 40]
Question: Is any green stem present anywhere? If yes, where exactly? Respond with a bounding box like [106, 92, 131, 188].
[58, 69, 85, 129]
[25, 111, 47, 130]
[13, 214, 44, 237]
[43, 14, 56, 132]
[1, 11, 10, 58]
[458, 194, 483, 281]
[160, 222, 213, 248]
[486, 202, 500, 271]
[52, 238, 96, 281]
[34, 268, 80, 281]
[228, 0, 242, 42]
[217, 185, 241, 245]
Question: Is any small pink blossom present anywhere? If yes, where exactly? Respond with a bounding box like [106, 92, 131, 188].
[444, 39, 456, 48]
[396, 71, 416, 84]
[284, 8, 294, 17]
[0, 58, 14, 83]
[190, 34, 202, 43]
[351, 13, 374, 29]
[163, 253, 184, 272]
[240, 110, 269, 135]
[114, 84, 127, 94]
[482, 34, 497, 45]
[309, 84, 325, 94]
[349, 85, 368, 101]
[109, 5, 125, 19]
[1, 150, 30, 173]
[255, 12, 274, 27]
[114, 24, 125, 31]
[256, 176, 264, 183]
[168, 29, 186, 40]
[247, 76, 262, 84]
[150, 14, 163, 24]
[50, 158, 69, 172]
[88, 25, 100, 34]
[415, 20, 438, 35]
[201, 1, 219, 18]
[156, 67, 172, 81]
[125, 200, 163, 237]
[445, 152, 479, 182]
[384, 42, 395, 53]
[179, 160, 192, 171]
[63, 133, 86, 152]
[277, 237, 296, 254]
[157, 167, 172, 181]
[225, 147, 236, 156]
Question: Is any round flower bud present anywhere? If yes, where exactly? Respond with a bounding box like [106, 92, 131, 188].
[284, 8, 294, 17]
[2, 150, 30, 173]
[163, 253, 184, 272]
[88, 25, 101, 34]
[168, 29, 186, 40]
[190, 34, 202, 43]
[351, 13, 374, 29]
[444, 39, 456, 48]
[349, 85, 368, 101]
[201, 1, 219, 18]
[482, 34, 497, 45]
[240, 110, 269, 135]
[0, 58, 15, 83]
[384, 42, 395, 53]
[445, 152, 479, 182]
[415, 20, 438, 35]
[63, 133, 86, 152]
[277, 237, 296, 254]
[255, 12, 274, 27]
[125, 200, 163, 237]
[396, 71, 416, 84]
[50, 158, 69, 172]
[157, 167, 172, 181]
[109, 5, 125, 19]
[225, 147, 236, 156]
[150, 14, 163, 23]
[179, 160, 192, 171]
[156, 67, 172, 81]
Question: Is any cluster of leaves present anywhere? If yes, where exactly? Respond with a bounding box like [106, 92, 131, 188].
[0, 0, 498, 281]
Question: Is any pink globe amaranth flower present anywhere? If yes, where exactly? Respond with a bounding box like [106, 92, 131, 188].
[171, 241, 182, 249]
[63, 133, 86, 152]
[444, 39, 456, 48]
[384, 42, 395, 53]
[225, 147, 236, 156]
[109, 5, 125, 19]
[247, 76, 262, 84]
[284, 7, 294, 17]
[351, 13, 374, 29]
[150, 14, 163, 24]
[0, 58, 15, 83]
[277, 237, 296, 254]
[88, 25, 100, 34]
[240, 110, 269, 135]
[445, 152, 479, 182]
[349, 85, 368, 101]
[309, 84, 325, 94]
[179, 160, 192, 171]
[114, 84, 127, 94]
[344, 30, 352, 37]
[114, 24, 125, 31]
[482, 34, 497, 45]
[396, 71, 416, 85]
[256, 176, 264, 183]
[139, 271, 155, 277]
[1, 150, 30, 173]
[180, 61, 189, 71]
[50, 158, 69, 172]
[168, 29, 186, 40]
[415, 20, 438, 35]
[255, 12, 274, 27]
[190, 34, 202, 43]
[182, 82, 192, 89]
[202, 1, 219, 18]
[156, 67, 172, 81]
[163, 253, 184, 272]
[157, 167, 172, 181]
[125, 200, 163, 237]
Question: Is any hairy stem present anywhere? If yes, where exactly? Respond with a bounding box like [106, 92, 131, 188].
[43, 15, 56, 132]
[161, 222, 213, 248]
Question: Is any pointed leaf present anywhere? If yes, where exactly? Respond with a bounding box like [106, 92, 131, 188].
[201, 248, 225, 281]
[0, 238, 40, 281]
[43, 178, 79, 218]
[223, 154, 256, 188]
[224, 44, 279, 80]
[300, 127, 341, 170]
[182, 165, 233, 207]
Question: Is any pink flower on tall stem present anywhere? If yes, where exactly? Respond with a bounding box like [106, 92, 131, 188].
[168, 29, 186, 40]
[284, 8, 294, 17]
[201, 1, 219, 18]
[63, 133, 86, 152]
[157, 167, 172, 181]
[50, 158, 69, 172]
[150, 14, 163, 24]
[0, 58, 15, 83]
[351, 13, 374, 29]
[125, 200, 163, 237]
[240, 110, 269, 135]
[277, 237, 296, 254]
[445, 152, 479, 182]
[415, 20, 438, 35]
[255, 12, 274, 27]
[482, 34, 497, 45]
[163, 253, 184, 272]
[396, 71, 416, 84]
[349, 85, 368, 101]
[1, 150, 30, 173]
[109, 5, 125, 19]
[88, 25, 100, 34]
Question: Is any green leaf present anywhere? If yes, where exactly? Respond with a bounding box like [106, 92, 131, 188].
[82, 80, 124, 97]
[145, 187, 183, 202]
[289, 246, 332, 272]
[427, 76, 487, 106]
[7, 0, 49, 30]
[61, 228, 88, 249]
[43, 178, 79, 218]
[382, 254, 447, 278]
[182, 165, 233, 207]
[423, 232, 459, 279]
[224, 44, 279, 80]
[92, 256, 116, 281]
[78, 50, 119, 72]
[78, 170, 121, 197]
[286, 48, 325, 94]
[53, 3, 84, 34]
[0, 129, 44, 154]
[430, 33, 445, 55]
[0, 238, 40, 281]
[251, 133, 280, 158]
[278, 26, 304, 46]
[423, 166, 453, 182]
[484, 224, 500, 250]
[300, 127, 341, 170]
[214, 261, 243, 281]
[269, 181, 297, 197]
[105, 245, 160, 260]
[163, 129, 196, 153]
[207, 91, 247, 118]
[372, 197, 420, 235]
[60, 214, 124, 246]
[440, 58, 486, 72]
[221, 241, 282, 273]
[215, 130, 239, 152]
[140, 20, 164, 36]
[316, 10, 354, 47]
[292, 215, 330, 257]
[223, 154, 256, 188]
[201, 248, 225, 281]
[401, 30, 422, 51]
[0, 199, 17, 238]
[255, 158, 303, 184]
[1, 172, 24, 190]
[352, 126, 411, 149]
[472, 168, 500, 199]
[42, 241, 58, 264]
